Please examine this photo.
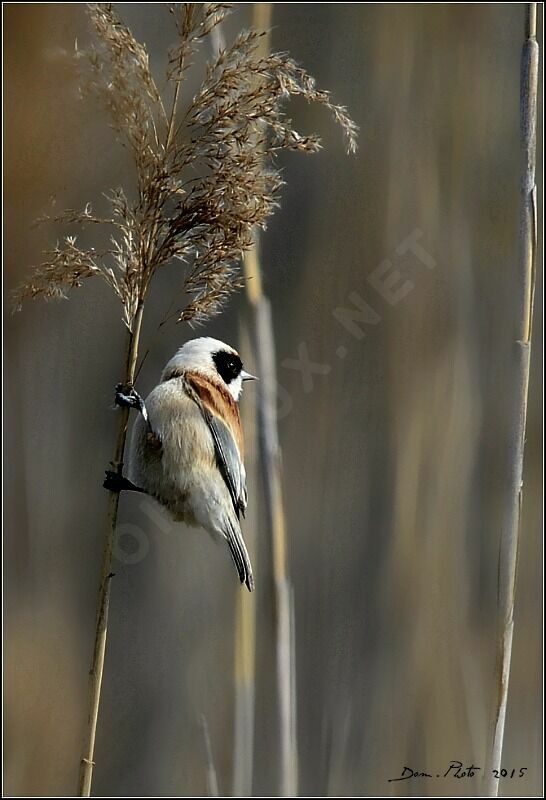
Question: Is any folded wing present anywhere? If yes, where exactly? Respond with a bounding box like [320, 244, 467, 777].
[183, 374, 253, 590]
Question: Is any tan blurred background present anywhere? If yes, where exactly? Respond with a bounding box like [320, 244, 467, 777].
[4, 3, 543, 797]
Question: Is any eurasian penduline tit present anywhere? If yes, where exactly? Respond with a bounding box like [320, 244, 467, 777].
[104, 337, 257, 591]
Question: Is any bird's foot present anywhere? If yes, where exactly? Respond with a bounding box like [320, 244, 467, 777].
[115, 383, 145, 413]
[103, 469, 125, 492]
[103, 469, 145, 493]
[113, 383, 158, 445]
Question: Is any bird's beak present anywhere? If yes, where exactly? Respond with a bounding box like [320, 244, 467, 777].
[241, 370, 258, 381]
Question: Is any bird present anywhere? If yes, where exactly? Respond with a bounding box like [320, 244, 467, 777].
[103, 337, 257, 591]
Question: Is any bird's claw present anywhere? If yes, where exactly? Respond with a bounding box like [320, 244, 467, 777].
[115, 383, 144, 412]
[103, 469, 123, 492]
[103, 469, 145, 494]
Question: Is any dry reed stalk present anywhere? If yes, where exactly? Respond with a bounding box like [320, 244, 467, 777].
[231, 7, 270, 793]
[240, 5, 299, 795]
[485, 4, 539, 796]
[14, 4, 356, 795]
[78, 306, 143, 796]
[233, 322, 258, 796]
[199, 10, 257, 792]
[253, 290, 299, 797]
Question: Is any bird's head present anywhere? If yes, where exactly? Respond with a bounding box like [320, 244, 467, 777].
[162, 337, 257, 401]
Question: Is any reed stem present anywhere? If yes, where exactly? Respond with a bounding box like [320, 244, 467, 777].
[77, 303, 145, 797]
[240, 6, 298, 794]
[485, 4, 538, 795]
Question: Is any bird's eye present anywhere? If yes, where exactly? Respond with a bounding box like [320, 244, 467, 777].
[213, 350, 243, 384]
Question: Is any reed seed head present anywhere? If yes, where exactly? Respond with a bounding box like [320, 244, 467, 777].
[14, 3, 358, 329]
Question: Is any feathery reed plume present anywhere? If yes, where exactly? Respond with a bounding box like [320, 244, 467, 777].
[485, 4, 539, 796]
[13, 4, 356, 795]
[14, 3, 357, 327]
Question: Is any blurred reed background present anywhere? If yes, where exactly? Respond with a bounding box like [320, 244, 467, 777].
[4, 3, 542, 797]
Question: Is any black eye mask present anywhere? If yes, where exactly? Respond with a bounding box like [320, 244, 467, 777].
[213, 350, 243, 384]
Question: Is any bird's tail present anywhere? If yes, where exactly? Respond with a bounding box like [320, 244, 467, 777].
[223, 514, 254, 592]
